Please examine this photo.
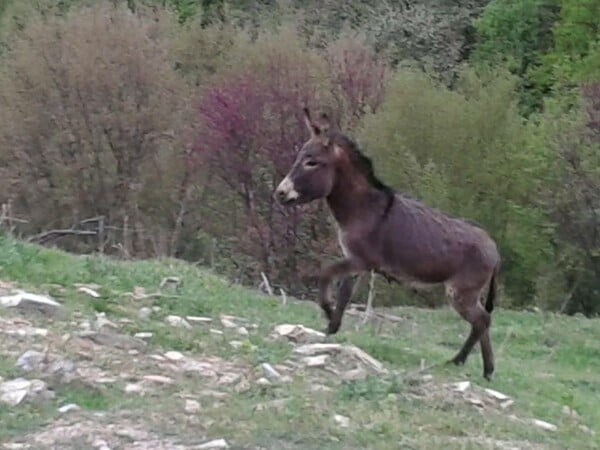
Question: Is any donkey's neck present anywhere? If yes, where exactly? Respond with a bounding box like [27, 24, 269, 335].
[326, 174, 391, 228]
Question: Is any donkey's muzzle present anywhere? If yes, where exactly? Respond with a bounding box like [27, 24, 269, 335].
[274, 176, 299, 205]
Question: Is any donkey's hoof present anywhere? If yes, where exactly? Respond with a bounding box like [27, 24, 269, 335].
[326, 321, 341, 335]
[448, 355, 466, 366]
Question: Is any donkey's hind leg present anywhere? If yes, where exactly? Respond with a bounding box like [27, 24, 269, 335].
[449, 290, 492, 375]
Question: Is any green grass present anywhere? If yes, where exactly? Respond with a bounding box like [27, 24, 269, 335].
[0, 234, 599, 449]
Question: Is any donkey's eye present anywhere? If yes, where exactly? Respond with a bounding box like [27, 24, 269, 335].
[303, 160, 319, 169]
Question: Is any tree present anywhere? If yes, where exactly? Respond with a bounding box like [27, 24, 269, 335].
[0, 2, 192, 256]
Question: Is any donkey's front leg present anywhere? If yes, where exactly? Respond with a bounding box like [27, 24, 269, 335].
[318, 259, 364, 335]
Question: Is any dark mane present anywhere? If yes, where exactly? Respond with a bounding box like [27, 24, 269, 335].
[328, 131, 395, 199]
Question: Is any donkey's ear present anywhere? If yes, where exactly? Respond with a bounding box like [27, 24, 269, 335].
[303, 107, 321, 137]
[317, 112, 331, 134]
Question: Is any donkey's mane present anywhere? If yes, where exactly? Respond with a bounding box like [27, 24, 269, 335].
[328, 131, 394, 200]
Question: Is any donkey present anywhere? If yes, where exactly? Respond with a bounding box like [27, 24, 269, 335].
[274, 108, 501, 380]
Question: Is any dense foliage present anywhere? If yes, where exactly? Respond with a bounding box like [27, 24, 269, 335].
[0, 0, 598, 314]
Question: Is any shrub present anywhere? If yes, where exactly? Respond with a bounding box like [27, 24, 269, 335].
[0, 2, 192, 256]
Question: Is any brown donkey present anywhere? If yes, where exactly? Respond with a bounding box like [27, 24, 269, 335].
[274, 108, 501, 380]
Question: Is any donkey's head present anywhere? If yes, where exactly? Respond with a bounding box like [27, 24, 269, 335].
[274, 108, 340, 206]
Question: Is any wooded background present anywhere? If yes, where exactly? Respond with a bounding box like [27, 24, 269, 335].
[0, 0, 598, 315]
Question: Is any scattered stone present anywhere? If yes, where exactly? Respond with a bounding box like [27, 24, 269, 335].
[273, 324, 325, 342]
[95, 312, 118, 330]
[293, 342, 387, 374]
[0, 290, 63, 315]
[197, 439, 229, 449]
[530, 419, 557, 432]
[58, 403, 80, 413]
[453, 381, 471, 393]
[164, 351, 185, 362]
[143, 375, 174, 385]
[484, 388, 510, 401]
[165, 315, 191, 329]
[254, 398, 288, 412]
[134, 332, 153, 339]
[132, 286, 147, 299]
[466, 396, 485, 408]
[184, 399, 201, 413]
[422, 374, 434, 382]
[500, 399, 514, 409]
[210, 329, 224, 335]
[333, 414, 350, 428]
[77, 286, 100, 298]
[0, 378, 52, 406]
[218, 373, 242, 385]
[16, 350, 46, 372]
[237, 326, 249, 336]
[341, 368, 368, 381]
[92, 439, 111, 450]
[260, 363, 281, 380]
[0, 378, 30, 406]
[77, 331, 146, 351]
[256, 377, 270, 386]
[150, 354, 166, 362]
[562, 405, 578, 418]
[220, 317, 237, 329]
[138, 307, 152, 320]
[124, 383, 144, 394]
[579, 425, 594, 435]
[160, 276, 181, 290]
[294, 343, 343, 355]
[229, 340, 243, 349]
[186, 316, 213, 325]
[302, 354, 329, 368]
[152, 306, 161, 313]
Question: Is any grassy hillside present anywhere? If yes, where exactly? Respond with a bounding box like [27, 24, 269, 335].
[0, 235, 598, 449]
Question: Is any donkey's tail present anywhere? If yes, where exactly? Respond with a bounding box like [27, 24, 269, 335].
[485, 269, 497, 314]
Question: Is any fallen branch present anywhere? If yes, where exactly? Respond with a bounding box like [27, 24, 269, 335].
[28, 229, 97, 244]
[260, 272, 274, 296]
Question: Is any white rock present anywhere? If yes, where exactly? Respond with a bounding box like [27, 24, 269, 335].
[210, 329, 224, 335]
[530, 419, 557, 432]
[0, 378, 49, 406]
[333, 414, 350, 428]
[77, 286, 100, 298]
[294, 343, 342, 355]
[273, 324, 325, 342]
[92, 439, 111, 450]
[484, 388, 510, 401]
[256, 377, 271, 386]
[453, 381, 471, 392]
[142, 375, 174, 384]
[95, 312, 118, 329]
[16, 350, 45, 372]
[58, 403, 80, 413]
[164, 351, 185, 362]
[186, 316, 213, 324]
[500, 399, 514, 409]
[138, 307, 152, 320]
[165, 315, 191, 329]
[302, 354, 329, 368]
[124, 383, 144, 394]
[0, 378, 30, 406]
[134, 332, 153, 339]
[260, 363, 281, 380]
[184, 399, 201, 413]
[220, 317, 237, 328]
[197, 439, 229, 449]
[237, 326, 249, 336]
[0, 291, 62, 314]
